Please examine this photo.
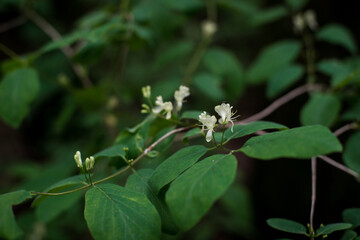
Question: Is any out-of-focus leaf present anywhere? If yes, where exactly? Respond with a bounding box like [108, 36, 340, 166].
[267, 218, 307, 234]
[317, 24, 357, 54]
[344, 131, 360, 173]
[285, 0, 308, 10]
[158, 0, 203, 11]
[93, 144, 127, 160]
[217, 0, 258, 15]
[267, 65, 304, 98]
[0, 68, 39, 128]
[240, 125, 342, 160]
[194, 73, 225, 101]
[180, 110, 202, 120]
[343, 208, 360, 229]
[247, 40, 301, 84]
[340, 230, 357, 240]
[300, 93, 341, 127]
[251, 6, 288, 26]
[0, 190, 32, 239]
[317, 59, 358, 88]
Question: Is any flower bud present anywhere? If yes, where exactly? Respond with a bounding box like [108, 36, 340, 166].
[202, 20, 217, 38]
[74, 151, 82, 168]
[142, 85, 151, 98]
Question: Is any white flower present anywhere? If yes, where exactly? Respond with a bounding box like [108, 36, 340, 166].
[214, 103, 236, 132]
[202, 20, 217, 38]
[199, 111, 217, 142]
[174, 85, 190, 111]
[74, 151, 83, 169]
[152, 96, 173, 119]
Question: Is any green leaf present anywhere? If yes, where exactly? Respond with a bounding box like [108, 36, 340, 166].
[217, 121, 287, 143]
[32, 175, 87, 206]
[240, 125, 342, 160]
[0, 68, 40, 128]
[0, 190, 32, 239]
[180, 110, 203, 120]
[158, 0, 203, 11]
[35, 190, 83, 223]
[149, 145, 208, 193]
[267, 218, 307, 234]
[300, 93, 341, 127]
[251, 6, 288, 26]
[203, 48, 244, 99]
[126, 169, 179, 234]
[285, 0, 308, 10]
[247, 40, 301, 84]
[267, 65, 304, 98]
[182, 128, 202, 144]
[317, 24, 357, 54]
[341, 230, 357, 240]
[316, 223, 352, 236]
[166, 154, 237, 230]
[85, 184, 161, 240]
[194, 73, 225, 101]
[93, 144, 127, 159]
[344, 132, 360, 173]
[317, 59, 354, 88]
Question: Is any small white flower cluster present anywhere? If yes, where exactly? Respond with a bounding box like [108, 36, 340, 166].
[198, 103, 237, 142]
[293, 10, 318, 34]
[74, 151, 95, 171]
[141, 85, 190, 119]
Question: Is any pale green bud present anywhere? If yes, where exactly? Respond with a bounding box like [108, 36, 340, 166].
[74, 151, 82, 168]
[85, 156, 95, 171]
[202, 20, 217, 38]
[142, 85, 151, 98]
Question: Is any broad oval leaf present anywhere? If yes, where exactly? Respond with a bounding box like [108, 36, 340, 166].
[267, 218, 307, 234]
[343, 208, 360, 228]
[285, 0, 308, 10]
[93, 144, 127, 159]
[180, 110, 203, 120]
[317, 24, 357, 54]
[126, 169, 179, 234]
[247, 40, 301, 84]
[220, 121, 287, 143]
[0, 68, 40, 128]
[0, 190, 32, 239]
[344, 132, 360, 173]
[340, 230, 357, 240]
[316, 223, 352, 236]
[240, 125, 342, 160]
[251, 6, 288, 26]
[300, 93, 341, 127]
[149, 145, 208, 193]
[166, 154, 237, 231]
[267, 65, 304, 98]
[85, 184, 161, 240]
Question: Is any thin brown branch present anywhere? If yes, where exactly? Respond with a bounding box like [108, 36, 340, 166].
[0, 15, 27, 33]
[24, 9, 93, 88]
[334, 122, 357, 137]
[319, 155, 360, 179]
[32, 126, 190, 196]
[310, 157, 317, 234]
[238, 84, 310, 124]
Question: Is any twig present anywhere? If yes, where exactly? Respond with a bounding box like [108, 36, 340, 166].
[238, 84, 310, 124]
[319, 155, 360, 179]
[32, 126, 190, 196]
[310, 157, 317, 235]
[334, 123, 357, 137]
[24, 9, 93, 88]
[0, 15, 27, 33]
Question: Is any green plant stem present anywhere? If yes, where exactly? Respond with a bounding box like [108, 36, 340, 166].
[31, 126, 190, 197]
[303, 31, 316, 84]
[206, 0, 217, 22]
[310, 157, 317, 236]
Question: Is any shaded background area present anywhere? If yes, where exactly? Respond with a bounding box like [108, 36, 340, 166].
[1, 0, 360, 239]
